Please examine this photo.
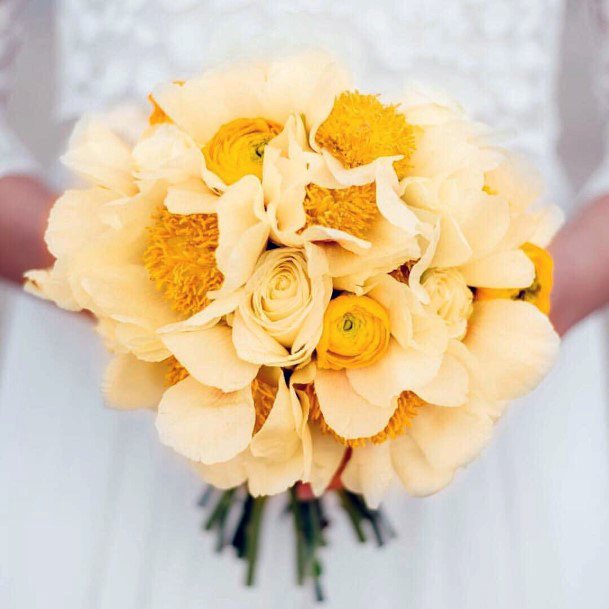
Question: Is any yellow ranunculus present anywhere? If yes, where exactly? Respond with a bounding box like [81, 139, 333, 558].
[476, 243, 553, 314]
[316, 294, 391, 370]
[203, 117, 282, 185]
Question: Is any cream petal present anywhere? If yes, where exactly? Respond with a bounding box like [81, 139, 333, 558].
[346, 339, 443, 407]
[192, 453, 248, 490]
[79, 264, 177, 327]
[156, 376, 255, 464]
[529, 204, 564, 248]
[103, 354, 166, 410]
[306, 425, 345, 497]
[391, 435, 454, 497]
[342, 443, 394, 508]
[133, 123, 203, 185]
[232, 309, 291, 365]
[375, 161, 420, 235]
[215, 176, 270, 294]
[250, 373, 301, 461]
[315, 369, 395, 440]
[246, 448, 305, 497]
[112, 322, 170, 362]
[159, 290, 244, 333]
[464, 300, 560, 400]
[45, 188, 115, 258]
[459, 249, 535, 288]
[61, 115, 137, 196]
[408, 406, 493, 471]
[165, 180, 218, 215]
[24, 264, 81, 312]
[162, 324, 259, 392]
[459, 194, 510, 260]
[431, 214, 473, 268]
[414, 348, 469, 407]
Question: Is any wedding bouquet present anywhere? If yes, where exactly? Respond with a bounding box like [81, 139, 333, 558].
[25, 53, 561, 600]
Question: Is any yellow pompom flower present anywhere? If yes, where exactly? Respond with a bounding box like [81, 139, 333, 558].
[315, 91, 416, 179]
[316, 294, 391, 370]
[303, 182, 379, 239]
[203, 117, 282, 185]
[476, 243, 554, 314]
[143, 207, 224, 317]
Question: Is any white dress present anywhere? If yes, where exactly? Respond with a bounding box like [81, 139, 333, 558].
[2, 1, 609, 608]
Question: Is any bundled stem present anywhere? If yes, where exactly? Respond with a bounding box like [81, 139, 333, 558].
[197, 484, 395, 602]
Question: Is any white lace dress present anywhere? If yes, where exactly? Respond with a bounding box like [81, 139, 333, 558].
[1, 1, 609, 608]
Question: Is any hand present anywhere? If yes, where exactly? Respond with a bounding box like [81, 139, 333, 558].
[0, 174, 56, 283]
[549, 195, 609, 336]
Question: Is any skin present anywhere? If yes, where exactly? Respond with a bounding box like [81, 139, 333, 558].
[1, 174, 608, 499]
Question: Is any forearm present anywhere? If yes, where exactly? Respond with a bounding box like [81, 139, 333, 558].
[550, 195, 609, 336]
[0, 174, 55, 283]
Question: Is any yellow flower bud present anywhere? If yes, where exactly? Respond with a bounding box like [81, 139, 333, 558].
[203, 117, 282, 185]
[316, 294, 391, 370]
[476, 243, 554, 314]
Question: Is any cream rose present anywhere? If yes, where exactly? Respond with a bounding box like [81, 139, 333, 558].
[422, 268, 473, 339]
[232, 246, 333, 367]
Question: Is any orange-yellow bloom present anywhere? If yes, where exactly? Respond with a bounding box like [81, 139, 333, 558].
[316, 294, 391, 370]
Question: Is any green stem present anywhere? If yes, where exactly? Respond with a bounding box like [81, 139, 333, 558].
[337, 490, 367, 543]
[245, 496, 267, 586]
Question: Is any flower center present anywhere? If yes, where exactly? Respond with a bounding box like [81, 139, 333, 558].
[303, 182, 379, 239]
[203, 117, 283, 185]
[143, 206, 223, 317]
[475, 242, 553, 314]
[306, 384, 425, 446]
[165, 356, 189, 386]
[315, 91, 416, 179]
[316, 294, 391, 370]
[251, 377, 277, 434]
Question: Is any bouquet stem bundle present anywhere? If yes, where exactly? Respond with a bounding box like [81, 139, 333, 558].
[199, 485, 396, 602]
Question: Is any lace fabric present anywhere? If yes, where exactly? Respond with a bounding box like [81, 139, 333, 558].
[0, 0, 37, 177]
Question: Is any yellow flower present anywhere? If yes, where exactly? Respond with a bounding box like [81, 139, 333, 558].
[203, 117, 282, 185]
[315, 91, 416, 179]
[475, 243, 553, 314]
[316, 294, 391, 370]
[143, 206, 224, 317]
[303, 182, 379, 239]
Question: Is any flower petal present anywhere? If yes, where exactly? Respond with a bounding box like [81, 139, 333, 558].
[342, 443, 394, 508]
[306, 425, 346, 496]
[103, 354, 166, 410]
[391, 435, 454, 497]
[408, 406, 493, 470]
[414, 346, 469, 407]
[459, 249, 535, 288]
[464, 300, 560, 400]
[346, 339, 443, 407]
[162, 324, 259, 392]
[315, 369, 395, 440]
[156, 376, 255, 464]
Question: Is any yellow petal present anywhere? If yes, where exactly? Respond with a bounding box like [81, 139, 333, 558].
[156, 376, 255, 464]
[306, 425, 345, 497]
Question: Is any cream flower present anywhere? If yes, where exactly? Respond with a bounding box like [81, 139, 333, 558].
[232, 245, 332, 367]
[181, 368, 312, 496]
[422, 268, 473, 339]
[309, 275, 456, 446]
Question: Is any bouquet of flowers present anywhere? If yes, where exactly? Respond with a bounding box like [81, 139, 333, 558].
[25, 53, 561, 600]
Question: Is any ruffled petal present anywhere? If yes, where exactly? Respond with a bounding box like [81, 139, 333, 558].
[315, 369, 395, 440]
[162, 324, 259, 392]
[391, 435, 454, 497]
[103, 354, 166, 410]
[342, 443, 394, 508]
[464, 300, 560, 400]
[156, 376, 255, 464]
